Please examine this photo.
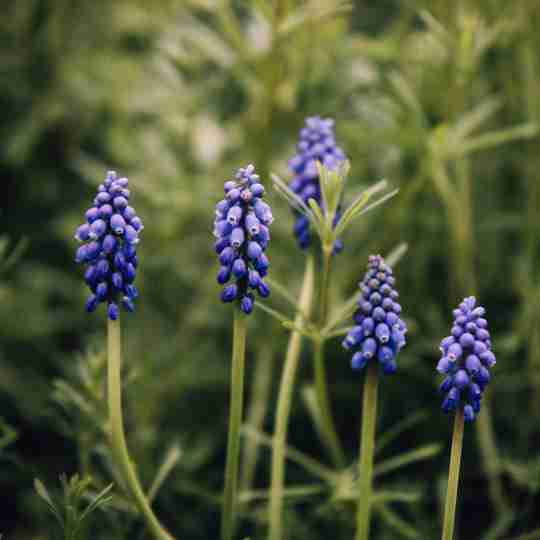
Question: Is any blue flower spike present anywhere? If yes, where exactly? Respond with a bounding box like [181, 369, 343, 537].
[437, 296, 496, 422]
[343, 255, 407, 374]
[288, 116, 346, 251]
[214, 164, 273, 314]
[75, 170, 142, 320]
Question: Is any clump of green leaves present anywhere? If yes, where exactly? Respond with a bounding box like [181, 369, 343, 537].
[34, 474, 113, 540]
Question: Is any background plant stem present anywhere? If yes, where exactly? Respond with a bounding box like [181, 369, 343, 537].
[356, 361, 379, 540]
[313, 247, 345, 467]
[269, 255, 315, 540]
[441, 409, 465, 540]
[107, 317, 175, 540]
[221, 309, 247, 540]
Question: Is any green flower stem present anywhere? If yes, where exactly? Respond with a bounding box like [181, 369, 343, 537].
[355, 361, 379, 540]
[269, 255, 315, 540]
[221, 309, 248, 540]
[107, 317, 175, 540]
[314, 247, 345, 467]
[442, 408, 465, 540]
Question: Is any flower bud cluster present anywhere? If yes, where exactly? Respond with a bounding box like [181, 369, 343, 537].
[75, 171, 142, 320]
[343, 255, 407, 374]
[288, 117, 346, 250]
[214, 164, 273, 314]
[437, 297, 496, 422]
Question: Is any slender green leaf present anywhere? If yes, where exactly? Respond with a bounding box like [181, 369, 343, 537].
[374, 444, 442, 477]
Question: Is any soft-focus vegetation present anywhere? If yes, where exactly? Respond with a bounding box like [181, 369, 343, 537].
[2, 1, 540, 538]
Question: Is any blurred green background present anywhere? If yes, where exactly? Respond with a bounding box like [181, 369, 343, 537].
[2, 1, 540, 539]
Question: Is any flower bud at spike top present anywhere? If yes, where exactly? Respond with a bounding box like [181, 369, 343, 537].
[74, 171, 143, 320]
[342, 255, 407, 373]
[437, 296, 496, 422]
[213, 164, 272, 315]
[288, 116, 346, 251]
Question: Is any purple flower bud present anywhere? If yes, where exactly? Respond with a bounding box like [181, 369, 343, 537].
[124, 263, 136, 283]
[362, 338, 377, 359]
[375, 323, 390, 343]
[85, 294, 98, 312]
[124, 225, 139, 244]
[464, 405, 475, 422]
[221, 284, 238, 303]
[257, 281, 270, 298]
[362, 318, 375, 336]
[230, 227, 245, 248]
[99, 204, 113, 219]
[123, 206, 136, 221]
[130, 217, 143, 232]
[240, 295, 254, 314]
[89, 219, 107, 239]
[248, 270, 261, 289]
[219, 247, 235, 266]
[459, 333, 475, 348]
[107, 302, 119, 320]
[454, 370, 469, 389]
[245, 213, 260, 236]
[351, 351, 368, 370]
[96, 282, 108, 299]
[113, 196, 128, 209]
[247, 241, 262, 260]
[112, 272, 123, 289]
[86, 207, 99, 223]
[227, 206, 243, 225]
[447, 343, 463, 361]
[75, 224, 91, 242]
[122, 296, 135, 312]
[232, 259, 247, 278]
[217, 266, 231, 284]
[110, 214, 126, 235]
[465, 354, 481, 374]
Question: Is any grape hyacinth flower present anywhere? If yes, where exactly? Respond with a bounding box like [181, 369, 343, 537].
[75, 172, 173, 540]
[437, 296, 496, 422]
[74, 170, 142, 320]
[343, 255, 407, 374]
[288, 116, 346, 250]
[213, 164, 273, 315]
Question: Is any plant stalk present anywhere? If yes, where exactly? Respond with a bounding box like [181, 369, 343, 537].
[107, 317, 175, 540]
[355, 361, 379, 540]
[221, 309, 248, 540]
[441, 409, 465, 540]
[269, 255, 315, 540]
[313, 247, 345, 467]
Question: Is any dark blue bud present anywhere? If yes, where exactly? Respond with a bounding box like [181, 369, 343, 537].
[110, 214, 126, 235]
[257, 281, 270, 298]
[463, 404, 475, 422]
[217, 266, 231, 284]
[221, 284, 238, 303]
[112, 272, 124, 289]
[96, 282, 108, 299]
[107, 302, 119, 320]
[219, 247, 235, 266]
[351, 351, 367, 370]
[122, 296, 135, 312]
[85, 294, 98, 312]
[99, 204, 113, 219]
[102, 234, 117, 254]
[230, 227, 245, 248]
[232, 259, 247, 278]
[240, 295, 254, 314]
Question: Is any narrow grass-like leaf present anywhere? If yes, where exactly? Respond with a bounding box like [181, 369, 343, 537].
[376, 410, 429, 455]
[374, 444, 442, 477]
[253, 301, 295, 325]
[453, 123, 539, 158]
[238, 484, 326, 504]
[147, 444, 182, 503]
[376, 503, 421, 539]
[271, 173, 311, 216]
[241, 426, 336, 482]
